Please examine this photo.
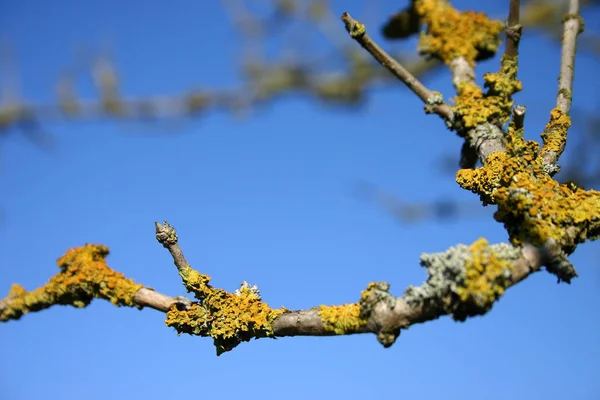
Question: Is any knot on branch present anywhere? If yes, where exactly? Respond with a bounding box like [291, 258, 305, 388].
[505, 23, 523, 45]
[359, 282, 401, 347]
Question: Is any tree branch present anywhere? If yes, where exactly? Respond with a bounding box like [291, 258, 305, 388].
[556, 0, 581, 115]
[340, 12, 455, 125]
[540, 0, 582, 175]
[133, 288, 192, 312]
[505, 0, 522, 58]
[2, 0, 598, 359]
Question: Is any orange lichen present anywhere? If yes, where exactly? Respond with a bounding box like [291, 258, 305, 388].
[456, 238, 513, 312]
[493, 168, 600, 250]
[165, 265, 283, 355]
[415, 0, 504, 66]
[453, 55, 522, 129]
[457, 115, 600, 251]
[318, 303, 366, 334]
[0, 244, 143, 322]
[540, 107, 571, 160]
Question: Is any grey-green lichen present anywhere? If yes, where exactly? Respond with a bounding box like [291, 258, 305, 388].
[404, 239, 521, 321]
[426, 91, 444, 105]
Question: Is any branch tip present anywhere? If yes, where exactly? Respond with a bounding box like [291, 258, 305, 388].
[341, 12, 365, 39]
[340, 10, 454, 125]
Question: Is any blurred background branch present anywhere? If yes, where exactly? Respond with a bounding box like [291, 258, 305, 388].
[1, 0, 599, 224]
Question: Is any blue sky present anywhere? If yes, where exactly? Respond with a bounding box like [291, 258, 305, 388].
[1, 1, 599, 399]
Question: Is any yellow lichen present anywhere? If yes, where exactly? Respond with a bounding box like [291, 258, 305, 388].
[456, 238, 513, 311]
[540, 107, 571, 159]
[453, 55, 522, 129]
[456, 152, 514, 203]
[318, 303, 366, 334]
[457, 113, 600, 251]
[165, 268, 283, 355]
[493, 168, 600, 249]
[1, 244, 143, 321]
[414, 0, 504, 66]
[178, 265, 212, 295]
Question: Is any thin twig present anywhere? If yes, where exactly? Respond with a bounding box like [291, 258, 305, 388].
[340, 12, 455, 125]
[556, 0, 581, 114]
[539, 0, 582, 174]
[505, 0, 522, 58]
[155, 221, 191, 272]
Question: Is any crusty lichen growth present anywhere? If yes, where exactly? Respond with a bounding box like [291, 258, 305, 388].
[0, 244, 143, 322]
[317, 282, 397, 340]
[405, 240, 521, 320]
[318, 303, 366, 335]
[456, 111, 600, 258]
[165, 265, 283, 355]
[414, 0, 504, 66]
[453, 55, 522, 130]
[457, 238, 514, 313]
[540, 107, 571, 164]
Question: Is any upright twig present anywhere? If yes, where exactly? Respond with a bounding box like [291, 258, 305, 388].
[505, 0, 522, 58]
[340, 12, 455, 125]
[155, 221, 191, 273]
[556, 0, 581, 115]
[540, 0, 582, 174]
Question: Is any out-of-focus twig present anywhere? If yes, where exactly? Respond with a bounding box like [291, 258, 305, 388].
[340, 12, 454, 124]
[556, 0, 582, 115]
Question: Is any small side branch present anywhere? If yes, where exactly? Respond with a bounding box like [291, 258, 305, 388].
[340, 12, 455, 125]
[539, 0, 581, 174]
[504, 0, 522, 58]
[556, 0, 582, 115]
[155, 221, 190, 272]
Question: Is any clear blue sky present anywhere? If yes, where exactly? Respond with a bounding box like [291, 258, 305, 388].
[1, 1, 599, 399]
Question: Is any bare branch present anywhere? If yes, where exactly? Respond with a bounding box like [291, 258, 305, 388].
[340, 12, 455, 125]
[133, 288, 192, 313]
[556, 0, 582, 114]
[505, 0, 522, 58]
[449, 57, 476, 88]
